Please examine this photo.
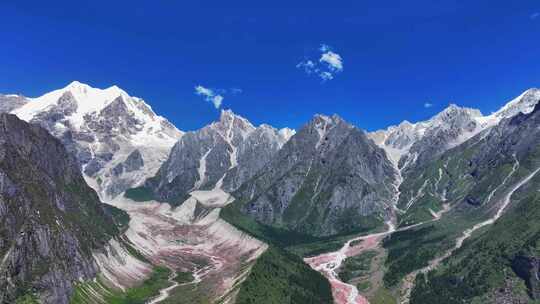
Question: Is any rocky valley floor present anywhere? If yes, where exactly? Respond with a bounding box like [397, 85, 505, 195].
[104, 188, 267, 304]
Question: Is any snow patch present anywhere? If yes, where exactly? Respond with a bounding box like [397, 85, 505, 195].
[194, 149, 212, 189]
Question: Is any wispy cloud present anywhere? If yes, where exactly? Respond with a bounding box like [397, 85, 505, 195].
[319, 71, 334, 81]
[230, 88, 243, 95]
[531, 12, 540, 20]
[320, 44, 332, 52]
[424, 102, 433, 108]
[296, 60, 317, 74]
[195, 85, 242, 109]
[195, 85, 224, 109]
[297, 44, 344, 82]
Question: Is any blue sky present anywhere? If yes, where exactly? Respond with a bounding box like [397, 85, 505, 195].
[1, 1, 539, 131]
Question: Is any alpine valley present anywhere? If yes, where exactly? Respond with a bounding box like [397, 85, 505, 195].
[1, 82, 540, 304]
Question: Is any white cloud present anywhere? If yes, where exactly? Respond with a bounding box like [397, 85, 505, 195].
[424, 102, 433, 108]
[319, 71, 334, 81]
[320, 51, 343, 72]
[531, 12, 540, 20]
[212, 95, 223, 108]
[195, 85, 213, 97]
[195, 85, 225, 109]
[297, 44, 344, 82]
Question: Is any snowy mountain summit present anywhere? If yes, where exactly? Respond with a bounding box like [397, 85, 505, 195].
[11, 81, 182, 199]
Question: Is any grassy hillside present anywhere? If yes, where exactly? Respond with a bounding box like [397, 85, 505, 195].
[410, 173, 540, 304]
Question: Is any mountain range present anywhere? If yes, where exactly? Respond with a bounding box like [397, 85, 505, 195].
[1, 82, 539, 304]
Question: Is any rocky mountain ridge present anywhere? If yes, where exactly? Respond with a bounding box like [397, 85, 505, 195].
[137, 109, 293, 204]
[230, 114, 397, 236]
[369, 88, 540, 172]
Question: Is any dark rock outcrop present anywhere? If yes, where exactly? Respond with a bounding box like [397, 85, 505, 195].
[512, 255, 540, 299]
[0, 114, 122, 304]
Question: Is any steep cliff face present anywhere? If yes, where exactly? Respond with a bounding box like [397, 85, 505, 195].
[10, 81, 182, 199]
[231, 114, 396, 237]
[0, 114, 123, 304]
[139, 110, 291, 204]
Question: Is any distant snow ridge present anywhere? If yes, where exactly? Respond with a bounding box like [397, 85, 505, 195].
[11, 81, 183, 199]
[494, 88, 540, 119]
[369, 88, 540, 171]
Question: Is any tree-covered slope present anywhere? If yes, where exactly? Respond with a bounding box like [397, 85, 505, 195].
[235, 247, 333, 304]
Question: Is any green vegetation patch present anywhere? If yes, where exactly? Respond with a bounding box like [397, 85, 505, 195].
[357, 281, 372, 292]
[124, 186, 156, 202]
[220, 202, 321, 248]
[410, 183, 540, 304]
[14, 294, 40, 304]
[338, 250, 378, 283]
[369, 287, 397, 304]
[235, 246, 333, 304]
[286, 237, 347, 257]
[173, 272, 194, 284]
[382, 225, 447, 287]
[102, 203, 130, 232]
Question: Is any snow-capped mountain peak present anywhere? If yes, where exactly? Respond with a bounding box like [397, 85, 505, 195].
[10, 81, 182, 199]
[14, 81, 129, 125]
[369, 104, 489, 169]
